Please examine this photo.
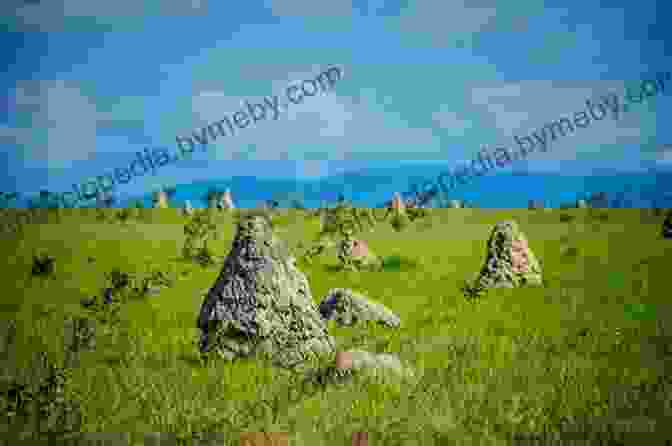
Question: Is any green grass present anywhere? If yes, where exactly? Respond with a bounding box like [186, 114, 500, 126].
[0, 208, 671, 445]
[380, 255, 420, 272]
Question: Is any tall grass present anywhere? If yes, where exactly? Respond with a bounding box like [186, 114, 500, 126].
[0, 208, 670, 445]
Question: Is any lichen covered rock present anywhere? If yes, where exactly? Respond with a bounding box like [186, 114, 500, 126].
[474, 220, 543, 289]
[391, 192, 406, 212]
[182, 200, 194, 216]
[337, 236, 383, 271]
[318, 288, 401, 328]
[152, 191, 169, 209]
[196, 214, 335, 369]
[217, 188, 235, 210]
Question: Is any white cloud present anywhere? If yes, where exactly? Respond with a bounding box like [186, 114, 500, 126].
[1, 79, 114, 168]
[296, 160, 328, 178]
[263, 0, 353, 17]
[187, 65, 442, 162]
[184, 70, 657, 167]
[656, 145, 672, 166]
[468, 80, 646, 164]
[469, 82, 541, 135]
[431, 105, 473, 135]
[3, 0, 209, 31]
[263, 0, 509, 44]
[0, 126, 34, 149]
[397, 0, 499, 45]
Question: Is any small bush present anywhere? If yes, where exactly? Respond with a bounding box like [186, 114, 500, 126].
[31, 253, 55, 279]
[562, 246, 579, 258]
[183, 209, 221, 264]
[0, 351, 83, 440]
[115, 208, 131, 223]
[559, 213, 574, 223]
[460, 278, 487, 301]
[95, 208, 108, 222]
[381, 255, 419, 272]
[105, 268, 133, 292]
[390, 213, 410, 232]
[236, 209, 274, 229]
[407, 207, 428, 221]
[195, 245, 217, 268]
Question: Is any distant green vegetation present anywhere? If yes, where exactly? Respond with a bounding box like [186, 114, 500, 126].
[0, 208, 670, 445]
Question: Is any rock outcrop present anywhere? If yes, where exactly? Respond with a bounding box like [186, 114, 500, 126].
[217, 188, 235, 210]
[196, 214, 335, 368]
[388, 194, 411, 232]
[576, 199, 588, 209]
[447, 200, 462, 209]
[152, 191, 169, 209]
[663, 210, 672, 239]
[473, 220, 543, 289]
[182, 200, 194, 216]
[318, 288, 400, 328]
[391, 192, 406, 212]
[337, 235, 383, 271]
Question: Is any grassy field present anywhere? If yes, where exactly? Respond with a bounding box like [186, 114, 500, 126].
[0, 208, 670, 445]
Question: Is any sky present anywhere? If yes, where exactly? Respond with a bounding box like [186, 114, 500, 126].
[0, 0, 670, 204]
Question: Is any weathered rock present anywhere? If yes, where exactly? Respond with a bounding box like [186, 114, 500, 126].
[217, 188, 235, 210]
[103, 287, 114, 304]
[147, 285, 164, 295]
[182, 200, 194, 216]
[474, 220, 543, 289]
[663, 211, 672, 239]
[152, 191, 169, 209]
[337, 236, 383, 271]
[318, 288, 400, 328]
[576, 199, 588, 209]
[335, 349, 415, 380]
[196, 214, 335, 369]
[391, 192, 406, 213]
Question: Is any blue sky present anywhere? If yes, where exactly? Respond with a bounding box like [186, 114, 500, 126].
[0, 0, 670, 203]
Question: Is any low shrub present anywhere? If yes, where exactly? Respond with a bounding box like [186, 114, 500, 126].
[30, 253, 56, 280]
[381, 255, 419, 272]
[559, 213, 575, 223]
